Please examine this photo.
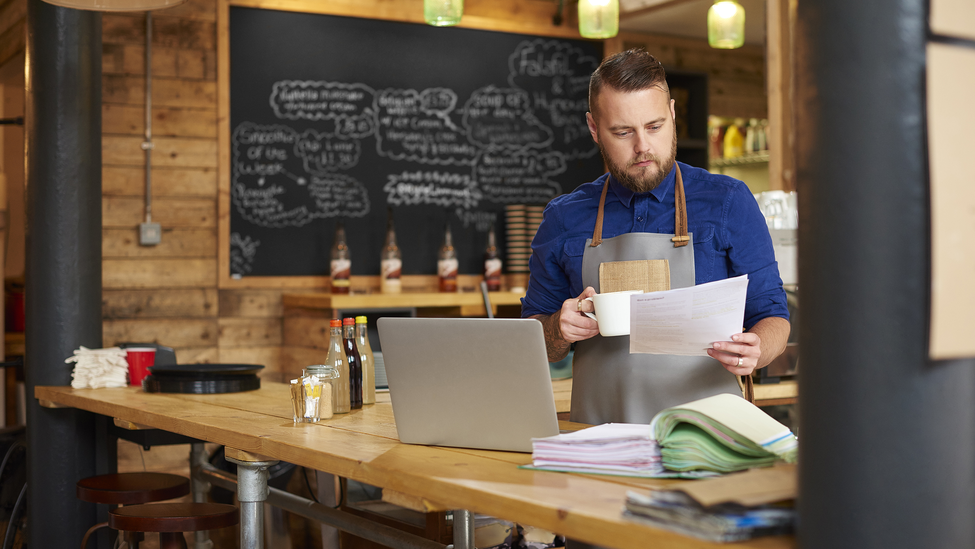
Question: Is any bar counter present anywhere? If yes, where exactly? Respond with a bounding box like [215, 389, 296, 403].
[35, 382, 794, 549]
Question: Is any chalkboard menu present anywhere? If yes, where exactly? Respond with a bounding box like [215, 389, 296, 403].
[228, 7, 605, 279]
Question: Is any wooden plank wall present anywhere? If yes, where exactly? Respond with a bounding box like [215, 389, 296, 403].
[99, 0, 767, 385]
[615, 32, 768, 119]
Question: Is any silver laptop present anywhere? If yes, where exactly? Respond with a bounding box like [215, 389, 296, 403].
[376, 317, 559, 452]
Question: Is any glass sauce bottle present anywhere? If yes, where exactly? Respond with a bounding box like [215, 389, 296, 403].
[324, 319, 350, 414]
[438, 222, 458, 292]
[380, 208, 402, 294]
[343, 317, 362, 409]
[483, 222, 502, 291]
[330, 221, 351, 294]
[355, 316, 376, 405]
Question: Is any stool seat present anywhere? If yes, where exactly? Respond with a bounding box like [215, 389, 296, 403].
[109, 502, 239, 533]
[77, 472, 190, 505]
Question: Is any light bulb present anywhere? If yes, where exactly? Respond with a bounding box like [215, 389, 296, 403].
[713, 1, 739, 19]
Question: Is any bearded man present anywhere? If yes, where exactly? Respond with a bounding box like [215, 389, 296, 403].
[521, 49, 791, 424]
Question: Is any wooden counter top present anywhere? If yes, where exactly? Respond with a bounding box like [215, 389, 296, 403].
[549, 378, 797, 410]
[36, 383, 794, 549]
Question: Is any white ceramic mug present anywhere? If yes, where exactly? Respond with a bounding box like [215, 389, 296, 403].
[583, 290, 644, 337]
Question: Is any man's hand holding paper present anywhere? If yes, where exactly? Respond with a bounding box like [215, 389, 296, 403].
[630, 275, 752, 367]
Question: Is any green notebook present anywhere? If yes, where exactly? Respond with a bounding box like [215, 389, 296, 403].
[650, 394, 798, 473]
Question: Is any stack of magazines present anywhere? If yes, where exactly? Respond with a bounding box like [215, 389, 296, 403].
[623, 489, 795, 542]
[530, 423, 664, 476]
[623, 465, 797, 542]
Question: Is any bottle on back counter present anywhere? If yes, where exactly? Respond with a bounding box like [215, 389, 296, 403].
[355, 316, 376, 405]
[483, 222, 502, 291]
[438, 221, 458, 292]
[330, 221, 351, 294]
[723, 119, 745, 159]
[380, 207, 402, 294]
[342, 317, 363, 410]
[324, 319, 350, 414]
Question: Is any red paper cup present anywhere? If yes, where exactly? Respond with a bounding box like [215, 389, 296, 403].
[126, 347, 157, 387]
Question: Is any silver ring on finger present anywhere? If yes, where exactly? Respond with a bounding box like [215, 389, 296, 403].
[737, 356, 744, 368]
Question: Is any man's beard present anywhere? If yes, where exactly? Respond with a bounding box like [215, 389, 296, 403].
[602, 130, 678, 193]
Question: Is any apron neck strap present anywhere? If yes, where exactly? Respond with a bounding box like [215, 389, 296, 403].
[671, 164, 689, 247]
[591, 165, 689, 248]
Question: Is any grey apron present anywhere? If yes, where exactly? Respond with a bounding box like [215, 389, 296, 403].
[570, 165, 741, 425]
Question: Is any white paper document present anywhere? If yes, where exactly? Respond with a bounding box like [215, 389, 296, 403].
[629, 275, 749, 356]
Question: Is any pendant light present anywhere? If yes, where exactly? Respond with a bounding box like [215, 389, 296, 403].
[425, 0, 463, 27]
[41, 0, 184, 10]
[707, 0, 745, 49]
[578, 0, 619, 39]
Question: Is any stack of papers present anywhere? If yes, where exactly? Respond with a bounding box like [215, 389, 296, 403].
[530, 423, 665, 476]
[623, 465, 797, 542]
[650, 393, 798, 473]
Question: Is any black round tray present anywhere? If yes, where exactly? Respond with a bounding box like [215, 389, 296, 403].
[142, 374, 261, 394]
[148, 363, 264, 377]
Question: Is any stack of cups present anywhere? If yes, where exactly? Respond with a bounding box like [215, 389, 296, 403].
[505, 204, 530, 274]
[526, 205, 544, 245]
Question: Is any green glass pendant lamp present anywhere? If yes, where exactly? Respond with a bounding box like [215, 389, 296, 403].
[708, 0, 746, 49]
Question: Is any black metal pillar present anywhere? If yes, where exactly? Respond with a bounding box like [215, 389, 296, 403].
[24, 0, 106, 547]
[796, 1, 975, 548]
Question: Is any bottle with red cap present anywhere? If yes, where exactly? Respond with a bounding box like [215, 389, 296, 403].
[324, 319, 350, 414]
[342, 317, 363, 410]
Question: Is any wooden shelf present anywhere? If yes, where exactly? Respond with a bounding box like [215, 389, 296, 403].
[283, 291, 526, 311]
[709, 152, 770, 168]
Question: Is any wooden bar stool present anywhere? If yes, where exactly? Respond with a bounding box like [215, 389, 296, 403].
[77, 472, 190, 549]
[109, 502, 239, 549]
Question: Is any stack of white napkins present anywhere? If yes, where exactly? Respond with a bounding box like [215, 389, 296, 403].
[67, 346, 129, 389]
[531, 423, 664, 476]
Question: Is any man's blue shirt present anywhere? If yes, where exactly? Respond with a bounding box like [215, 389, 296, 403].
[521, 162, 789, 329]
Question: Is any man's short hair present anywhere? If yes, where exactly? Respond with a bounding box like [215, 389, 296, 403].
[589, 49, 670, 121]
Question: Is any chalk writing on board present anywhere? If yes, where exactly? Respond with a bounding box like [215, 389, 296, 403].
[507, 39, 599, 159]
[270, 80, 378, 139]
[307, 172, 371, 217]
[232, 122, 371, 227]
[474, 150, 566, 203]
[455, 209, 498, 232]
[296, 129, 361, 174]
[232, 37, 601, 234]
[463, 86, 554, 150]
[384, 170, 481, 209]
[374, 88, 477, 164]
[230, 232, 261, 275]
